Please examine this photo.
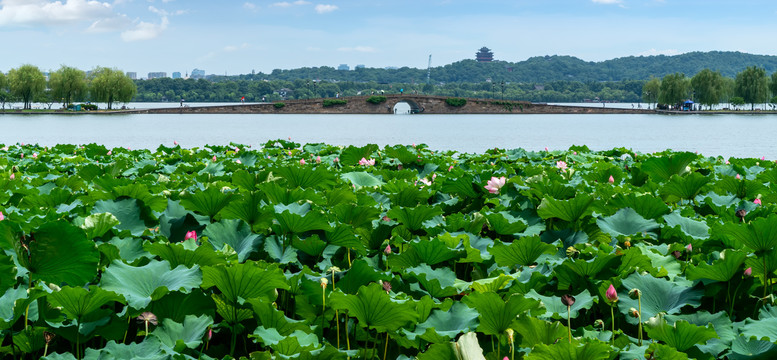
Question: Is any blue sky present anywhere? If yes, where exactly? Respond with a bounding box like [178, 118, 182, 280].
[2, 0, 777, 77]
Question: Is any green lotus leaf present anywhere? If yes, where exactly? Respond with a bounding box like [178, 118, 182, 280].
[619, 344, 650, 360]
[103, 236, 151, 263]
[441, 174, 478, 198]
[157, 199, 210, 242]
[100, 259, 202, 309]
[645, 317, 718, 352]
[617, 246, 656, 275]
[48, 285, 124, 323]
[717, 215, 777, 254]
[512, 315, 568, 348]
[0, 287, 28, 329]
[555, 253, 620, 290]
[739, 306, 777, 342]
[330, 283, 418, 333]
[220, 192, 273, 232]
[596, 208, 658, 238]
[491, 236, 556, 268]
[331, 203, 381, 229]
[662, 212, 710, 240]
[16, 221, 99, 286]
[150, 314, 213, 352]
[526, 339, 612, 360]
[409, 236, 466, 265]
[525, 289, 595, 320]
[462, 292, 540, 336]
[643, 342, 690, 360]
[212, 293, 253, 325]
[744, 250, 777, 279]
[640, 151, 696, 182]
[470, 273, 514, 293]
[617, 273, 703, 325]
[231, 169, 268, 191]
[144, 240, 226, 269]
[699, 191, 739, 208]
[339, 144, 378, 166]
[0, 253, 16, 293]
[660, 172, 711, 202]
[201, 261, 289, 304]
[485, 211, 529, 235]
[406, 264, 463, 298]
[102, 183, 167, 212]
[273, 165, 336, 189]
[340, 171, 385, 189]
[404, 302, 479, 343]
[609, 193, 672, 220]
[291, 234, 328, 257]
[260, 182, 320, 206]
[147, 290, 215, 324]
[272, 203, 330, 234]
[85, 338, 168, 360]
[686, 250, 747, 282]
[336, 259, 391, 295]
[325, 225, 366, 254]
[387, 205, 443, 232]
[203, 219, 261, 262]
[728, 336, 777, 360]
[416, 343, 458, 360]
[92, 199, 147, 237]
[384, 145, 420, 165]
[248, 299, 310, 336]
[714, 177, 766, 200]
[264, 235, 298, 264]
[437, 232, 484, 263]
[180, 186, 235, 219]
[253, 328, 320, 356]
[665, 311, 735, 343]
[528, 178, 576, 200]
[537, 194, 594, 223]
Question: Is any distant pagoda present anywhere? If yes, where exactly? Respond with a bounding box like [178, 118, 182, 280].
[476, 47, 494, 62]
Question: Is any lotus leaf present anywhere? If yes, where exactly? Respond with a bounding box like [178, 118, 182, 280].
[387, 205, 443, 232]
[645, 318, 718, 352]
[180, 186, 235, 219]
[16, 220, 99, 286]
[537, 194, 594, 224]
[717, 215, 777, 254]
[640, 152, 696, 181]
[92, 199, 147, 237]
[512, 315, 568, 348]
[525, 289, 594, 320]
[462, 292, 540, 336]
[144, 240, 226, 268]
[341, 171, 385, 189]
[329, 283, 418, 333]
[48, 285, 124, 324]
[491, 236, 556, 268]
[618, 273, 703, 325]
[100, 259, 203, 309]
[596, 208, 658, 238]
[685, 250, 747, 282]
[660, 172, 711, 202]
[201, 261, 288, 304]
[662, 211, 710, 240]
[203, 219, 261, 262]
[526, 340, 612, 360]
[404, 302, 479, 343]
[728, 336, 777, 360]
[150, 314, 213, 352]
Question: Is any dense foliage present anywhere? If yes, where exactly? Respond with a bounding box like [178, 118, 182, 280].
[1, 141, 776, 359]
[366, 96, 387, 104]
[444, 98, 467, 107]
[322, 99, 347, 107]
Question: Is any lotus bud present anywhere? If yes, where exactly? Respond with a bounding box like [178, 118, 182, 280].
[561, 294, 576, 307]
[174, 141, 178, 146]
[184, 231, 197, 241]
[608, 175, 615, 184]
[0, 212, 4, 221]
[319, 277, 328, 288]
[629, 288, 641, 299]
[212, 155, 217, 162]
[107, 150, 112, 155]
[736, 174, 741, 180]
[594, 319, 604, 328]
[606, 284, 618, 303]
[754, 198, 762, 205]
[208, 327, 213, 341]
[9, 173, 14, 180]
[647, 314, 664, 328]
[744, 267, 752, 277]
[384, 244, 392, 255]
[44, 331, 55, 344]
[629, 307, 639, 318]
[381, 280, 392, 293]
[685, 244, 692, 252]
[316, 156, 321, 164]
[505, 328, 514, 342]
[300, 158, 306, 165]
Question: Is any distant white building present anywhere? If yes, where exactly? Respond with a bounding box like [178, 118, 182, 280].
[126, 72, 137, 80]
[337, 64, 349, 71]
[172, 72, 182, 79]
[191, 69, 206, 79]
[148, 72, 167, 79]
[355, 64, 365, 69]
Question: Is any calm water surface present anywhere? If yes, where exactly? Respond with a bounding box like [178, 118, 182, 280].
[0, 112, 773, 159]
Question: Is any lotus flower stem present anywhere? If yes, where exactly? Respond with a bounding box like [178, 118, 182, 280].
[345, 314, 351, 353]
[610, 305, 615, 345]
[347, 249, 352, 267]
[122, 316, 130, 343]
[43, 343, 49, 358]
[383, 332, 389, 360]
[637, 292, 643, 346]
[567, 304, 572, 343]
[332, 270, 341, 349]
[24, 305, 29, 329]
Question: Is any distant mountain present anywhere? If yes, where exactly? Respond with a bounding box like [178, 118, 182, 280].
[238, 51, 777, 84]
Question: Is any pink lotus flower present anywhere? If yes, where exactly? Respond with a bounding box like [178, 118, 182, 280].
[448, 165, 454, 172]
[174, 141, 178, 146]
[299, 158, 306, 165]
[556, 161, 568, 171]
[544, 147, 549, 151]
[9, 173, 14, 180]
[334, 157, 339, 163]
[185, 231, 197, 241]
[762, 156, 766, 161]
[418, 178, 432, 187]
[685, 244, 693, 252]
[107, 150, 112, 155]
[744, 267, 752, 276]
[484, 176, 507, 194]
[316, 156, 321, 164]
[736, 174, 741, 180]
[20, 153, 23, 159]
[725, 160, 730, 165]
[358, 157, 375, 166]
[208, 328, 213, 341]
[606, 284, 618, 302]
[1, 146, 7, 151]
[0, 212, 4, 221]
[212, 155, 217, 162]
[754, 198, 762, 205]
[235, 159, 242, 164]
[608, 175, 615, 184]
[288, 151, 292, 156]
[32, 153, 37, 159]
[573, 151, 577, 155]
[384, 244, 392, 255]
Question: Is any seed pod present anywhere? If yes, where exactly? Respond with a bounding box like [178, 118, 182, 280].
[561, 294, 576, 307]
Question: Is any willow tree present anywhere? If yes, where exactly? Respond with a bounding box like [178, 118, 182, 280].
[8, 64, 46, 110]
[735, 66, 769, 111]
[691, 69, 723, 110]
[89, 67, 136, 109]
[50, 65, 87, 107]
[658, 73, 690, 108]
[0, 71, 11, 110]
[642, 77, 660, 109]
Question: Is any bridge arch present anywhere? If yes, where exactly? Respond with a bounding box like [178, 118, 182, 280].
[391, 99, 423, 114]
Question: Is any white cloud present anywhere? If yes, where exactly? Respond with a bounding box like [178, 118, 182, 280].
[293, 0, 310, 4]
[337, 46, 376, 53]
[314, 4, 337, 14]
[223, 43, 249, 52]
[120, 15, 168, 41]
[243, 2, 257, 11]
[87, 13, 131, 32]
[271, 1, 293, 7]
[592, 0, 622, 4]
[0, 0, 114, 26]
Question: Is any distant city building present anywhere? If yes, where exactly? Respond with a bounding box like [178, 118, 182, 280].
[384, 66, 398, 70]
[476, 47, 494, 62]
[355, 64, 365, 69]
[148, 72, 167, 79]
[191, 68, 206, 79]
[337, 64, 349, 71]
[172, 72, 182, 79]
[126, 72, 137, 80]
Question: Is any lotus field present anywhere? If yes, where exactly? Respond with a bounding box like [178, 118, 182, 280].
[2, 141, 777, 360]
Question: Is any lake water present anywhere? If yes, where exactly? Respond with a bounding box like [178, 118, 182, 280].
[0, 111, 773, 159]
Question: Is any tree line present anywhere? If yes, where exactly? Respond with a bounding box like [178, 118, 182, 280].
[643, 66, 777, 110]
[0, 65, 135, 110]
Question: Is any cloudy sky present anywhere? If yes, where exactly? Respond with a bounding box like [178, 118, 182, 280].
[1, 0, 776, 77]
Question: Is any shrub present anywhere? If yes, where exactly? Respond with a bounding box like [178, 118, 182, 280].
[323, 99, 348, 107]
[445, 98, 467, 107]
[366, 96, 387, 104]
[273, 102, 286, 109]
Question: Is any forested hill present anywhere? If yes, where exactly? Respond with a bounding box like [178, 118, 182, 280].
[236, 51, 777, 84]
